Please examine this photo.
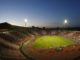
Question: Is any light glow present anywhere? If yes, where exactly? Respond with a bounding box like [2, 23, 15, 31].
[24, 19, 28, 23]
[24, 18, 28, 27]
[64, 19, 68, 24]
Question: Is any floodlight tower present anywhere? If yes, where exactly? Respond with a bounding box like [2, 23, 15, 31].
[64, 19, 68, 28]
[24, 19, 27, 27]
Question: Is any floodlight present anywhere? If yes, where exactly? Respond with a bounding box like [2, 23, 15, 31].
[64, 19, 68, 24]
[24, 18, 28, 27]
[24, 19, 27, 23]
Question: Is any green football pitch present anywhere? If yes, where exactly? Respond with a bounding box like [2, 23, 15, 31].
[32, 36, 75, 48]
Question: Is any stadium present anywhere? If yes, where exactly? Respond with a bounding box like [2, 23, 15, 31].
[20, 30, 80, 60]
[0, 23, 80, 60]
[0, 0, 80, 60]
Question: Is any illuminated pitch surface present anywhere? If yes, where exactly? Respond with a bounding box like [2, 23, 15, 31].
[32, 36, 75, 48]
[21, 35, 79, 60]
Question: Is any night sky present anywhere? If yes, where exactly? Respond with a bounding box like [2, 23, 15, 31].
[0, 0, 80, 27]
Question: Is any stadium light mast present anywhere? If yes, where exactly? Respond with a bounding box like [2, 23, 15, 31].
[64, 19, 68, 27]
[24, 19, 28, 27]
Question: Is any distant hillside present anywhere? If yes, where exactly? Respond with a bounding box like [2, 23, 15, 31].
[0, 22, 12, 29]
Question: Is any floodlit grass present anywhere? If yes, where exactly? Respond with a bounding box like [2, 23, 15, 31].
[32, 36, 75, 48]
